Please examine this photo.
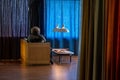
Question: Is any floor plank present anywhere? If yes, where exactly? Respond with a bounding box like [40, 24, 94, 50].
[0, 56, 78, 80]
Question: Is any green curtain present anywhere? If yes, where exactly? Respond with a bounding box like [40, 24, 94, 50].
[77, 0, 120, 80]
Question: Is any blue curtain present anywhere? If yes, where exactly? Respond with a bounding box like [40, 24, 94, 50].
[44, 0, 81, 55]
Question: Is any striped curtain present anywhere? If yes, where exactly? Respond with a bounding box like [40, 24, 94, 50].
[77, 0, 120, 80]
[0, 0, 29, 59]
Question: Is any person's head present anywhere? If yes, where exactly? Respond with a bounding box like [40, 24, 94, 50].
[31, 26, 40, 35]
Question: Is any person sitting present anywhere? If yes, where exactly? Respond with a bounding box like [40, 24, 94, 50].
[27, 26, 53, 64]
[27, 26, 46, 43]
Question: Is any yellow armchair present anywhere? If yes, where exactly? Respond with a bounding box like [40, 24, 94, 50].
[20, 39, 50, 65]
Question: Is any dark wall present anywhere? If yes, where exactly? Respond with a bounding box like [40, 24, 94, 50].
[29, 0, 44, 34]
[0, 37, 20, 59]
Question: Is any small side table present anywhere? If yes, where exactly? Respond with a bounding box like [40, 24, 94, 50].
[52, 49, 74, 63]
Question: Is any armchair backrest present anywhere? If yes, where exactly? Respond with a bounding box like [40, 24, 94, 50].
[21, 39, 50, 65]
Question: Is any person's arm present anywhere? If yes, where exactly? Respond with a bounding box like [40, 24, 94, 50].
[27, 35, 31, 42]
[41, 35, 46, 42]
[27, 35, 35, 42]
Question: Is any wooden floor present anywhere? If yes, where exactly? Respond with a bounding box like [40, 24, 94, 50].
[0, 56, 78, 80]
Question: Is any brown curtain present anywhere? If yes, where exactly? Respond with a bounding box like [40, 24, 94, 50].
[77, 0, 120, 80]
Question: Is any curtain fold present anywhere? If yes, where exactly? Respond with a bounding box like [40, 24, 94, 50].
[106, 0, 120, 80]
[78, 0, 120, 80]
[116, 4, 120, 79]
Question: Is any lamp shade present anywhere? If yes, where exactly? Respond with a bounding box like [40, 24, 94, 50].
[53, 25, 60, 32]
[53, 25, 69, 32]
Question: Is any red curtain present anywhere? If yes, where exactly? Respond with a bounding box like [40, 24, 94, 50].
[116, 0, 120, 79]
[106, 0, 120, 80]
